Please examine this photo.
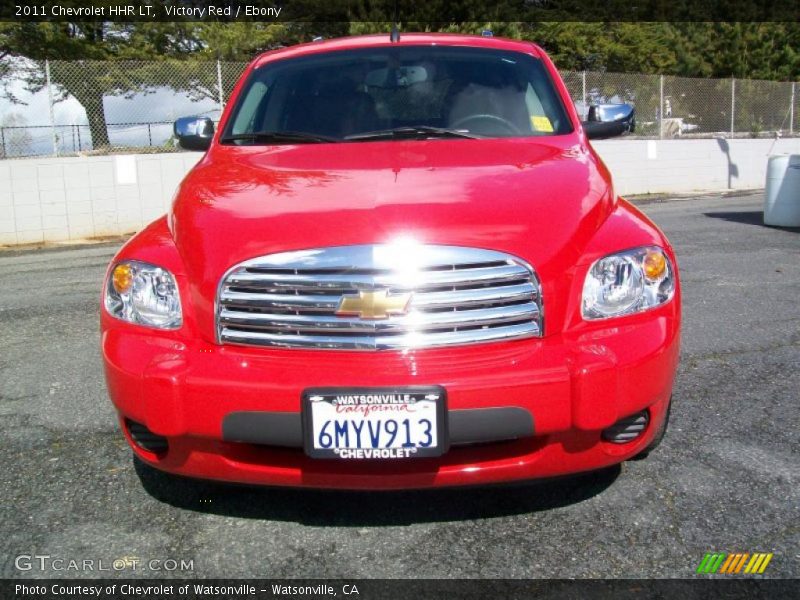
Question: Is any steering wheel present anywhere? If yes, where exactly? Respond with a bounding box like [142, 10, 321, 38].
[450, 114, 522, 135]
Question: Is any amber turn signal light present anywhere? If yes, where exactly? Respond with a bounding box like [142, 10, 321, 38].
[112, 264, 134, 294]
[643, 250, 667, 281]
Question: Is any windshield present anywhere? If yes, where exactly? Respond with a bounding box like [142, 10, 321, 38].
[222, 45, 573, 144]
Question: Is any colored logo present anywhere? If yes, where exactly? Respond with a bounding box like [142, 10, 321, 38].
[336, 290, 412, 320]
[696, 552, 773, 574]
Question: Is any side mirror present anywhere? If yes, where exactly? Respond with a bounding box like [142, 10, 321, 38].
[582, 103, 635, 140]
[174, 116, 214, 151]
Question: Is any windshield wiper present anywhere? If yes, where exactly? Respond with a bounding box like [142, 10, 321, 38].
[220, 131, 340, 144]
[344, 126, 482, 141]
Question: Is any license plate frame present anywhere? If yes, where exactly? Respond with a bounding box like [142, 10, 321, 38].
[302, 386, 448, 459]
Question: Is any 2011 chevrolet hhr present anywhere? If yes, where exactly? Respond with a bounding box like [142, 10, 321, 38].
[102, 33, 680, 489]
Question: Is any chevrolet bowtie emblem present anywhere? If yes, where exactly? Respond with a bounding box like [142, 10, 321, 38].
[335, 290, 413, 320]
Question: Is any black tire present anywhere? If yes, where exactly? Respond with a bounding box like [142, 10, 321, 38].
[630, 397, 672, 461]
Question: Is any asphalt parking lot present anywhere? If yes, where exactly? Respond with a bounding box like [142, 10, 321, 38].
[1, 190, 798, 579]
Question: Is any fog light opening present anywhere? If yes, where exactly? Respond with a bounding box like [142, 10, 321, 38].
[601, 410, 650, 444]
[125, 419, 169, 456]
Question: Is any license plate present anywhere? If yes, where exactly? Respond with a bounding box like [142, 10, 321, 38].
[302, 386, 447, 459]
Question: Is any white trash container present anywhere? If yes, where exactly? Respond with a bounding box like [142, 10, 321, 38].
[764, 154, 800, 227]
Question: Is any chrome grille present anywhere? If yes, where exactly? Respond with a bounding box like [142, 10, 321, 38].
[216, 245, 543, 350]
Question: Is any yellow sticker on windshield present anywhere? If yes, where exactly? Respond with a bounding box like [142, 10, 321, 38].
[531, 116, 554, 132]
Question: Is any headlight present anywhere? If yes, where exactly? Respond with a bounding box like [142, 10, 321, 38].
[582, 246, 674, 320]
[104, 260, 182, 329]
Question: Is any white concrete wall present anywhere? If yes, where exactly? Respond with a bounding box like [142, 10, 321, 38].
[2, 137, 800, 245]
[0, 153, 200, 245]
[593, 137, 800, 197]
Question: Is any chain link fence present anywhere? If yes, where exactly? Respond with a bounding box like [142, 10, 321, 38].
[0, 58, 247, 159]
[0, 58, 797, 159]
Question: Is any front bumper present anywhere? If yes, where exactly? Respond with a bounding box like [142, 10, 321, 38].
[103, 304, 679, 489]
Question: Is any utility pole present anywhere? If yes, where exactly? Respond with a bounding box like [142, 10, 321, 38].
[45, 60, 58, 156]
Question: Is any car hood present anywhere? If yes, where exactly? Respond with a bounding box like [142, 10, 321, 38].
[171, 137, 615, 341]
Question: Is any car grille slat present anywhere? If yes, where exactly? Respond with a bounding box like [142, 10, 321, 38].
[220, 290, 342, 311]
[219, 302, 540, 334]
[221, 322, 539, 350]
[226, 263, 532, 292]
[216, 245, 543, 350]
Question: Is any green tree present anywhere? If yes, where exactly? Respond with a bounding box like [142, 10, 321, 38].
[517, 23, 677, 73]
[668, 23, 800, 80]
[194, 22, 348, 60]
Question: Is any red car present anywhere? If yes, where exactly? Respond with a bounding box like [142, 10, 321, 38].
[101, 33, 680, 489]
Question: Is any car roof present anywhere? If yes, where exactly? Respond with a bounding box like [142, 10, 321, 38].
[252, 33, 544, 68]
